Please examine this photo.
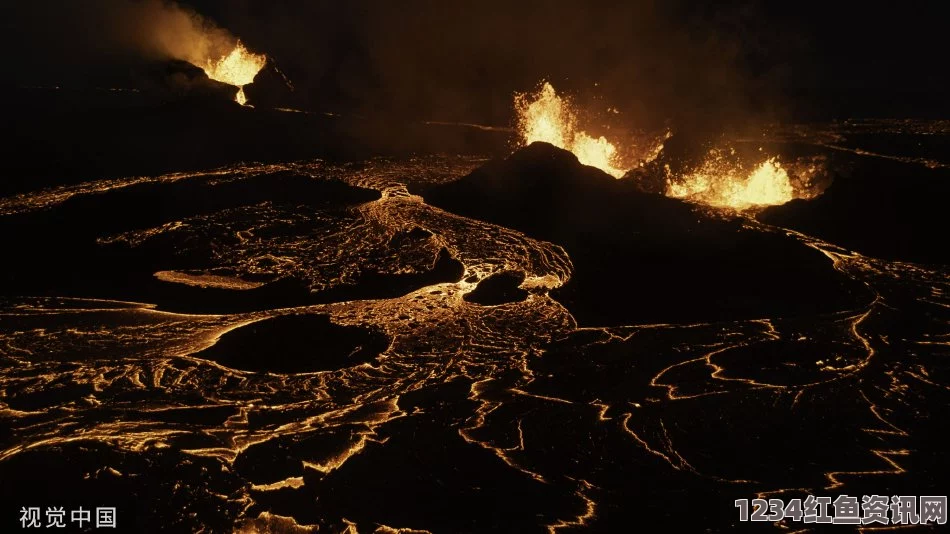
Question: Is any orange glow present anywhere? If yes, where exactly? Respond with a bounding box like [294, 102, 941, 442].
[515, 80, 804, 209]
[515, 82, 626, 178]
[666, 149, 794, 208]
[201, 41, 266, 106]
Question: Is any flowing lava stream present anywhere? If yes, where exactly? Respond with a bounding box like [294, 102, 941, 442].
[515, 82, 799, 209]
[201, 41, 267, 106]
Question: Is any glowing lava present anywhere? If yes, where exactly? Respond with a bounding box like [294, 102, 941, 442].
[513, 81, 808, 209]
[666, 150, 794, 209]
[202, 41, 266, 106]
[515, 82, 626, 178]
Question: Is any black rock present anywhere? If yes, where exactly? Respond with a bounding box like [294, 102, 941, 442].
[759, 156, 950, 265]
[138, 59, 240, 104]
[620, 164, 667, 194]
[464, 271, 529, 305]
[421, 142, 870, 326]
[243, 59, 297, 109]
[192, 313, 390, 373]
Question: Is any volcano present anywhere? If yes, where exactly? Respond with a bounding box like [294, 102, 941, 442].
[421, 142, 870, 325]
[2, 1, 949, 530]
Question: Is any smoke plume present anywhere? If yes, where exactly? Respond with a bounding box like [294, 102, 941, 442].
[6, 0, 240, 84]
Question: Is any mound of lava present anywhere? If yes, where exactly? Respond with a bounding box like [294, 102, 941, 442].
[759, 154, 950, 265]
[421, 142, 871, 325]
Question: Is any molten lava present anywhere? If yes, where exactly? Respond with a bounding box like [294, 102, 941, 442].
[514, 81, 801, 209]
[666, 151, 794, 209]
[515, 82, 626, 178]
[202, 41, 266, 105]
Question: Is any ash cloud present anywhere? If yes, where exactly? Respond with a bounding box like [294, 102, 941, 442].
[6, 0, 239, 86]
[116, 0, 237, 66]
[180, 1, 822, 127]
[6, 0, 947, 122]
[214, 0, 947, 123]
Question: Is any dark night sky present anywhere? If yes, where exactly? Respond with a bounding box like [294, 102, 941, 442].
[3, 1, 947, 125]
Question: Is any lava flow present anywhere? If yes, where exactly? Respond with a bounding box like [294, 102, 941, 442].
[201, 41, 267, 105]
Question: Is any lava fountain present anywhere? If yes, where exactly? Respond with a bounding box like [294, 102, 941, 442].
[515, 81, 801, 209]
[515, 82, 626, 178]
[201, 41, 267, 105]
[666, 149, 794, 208]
